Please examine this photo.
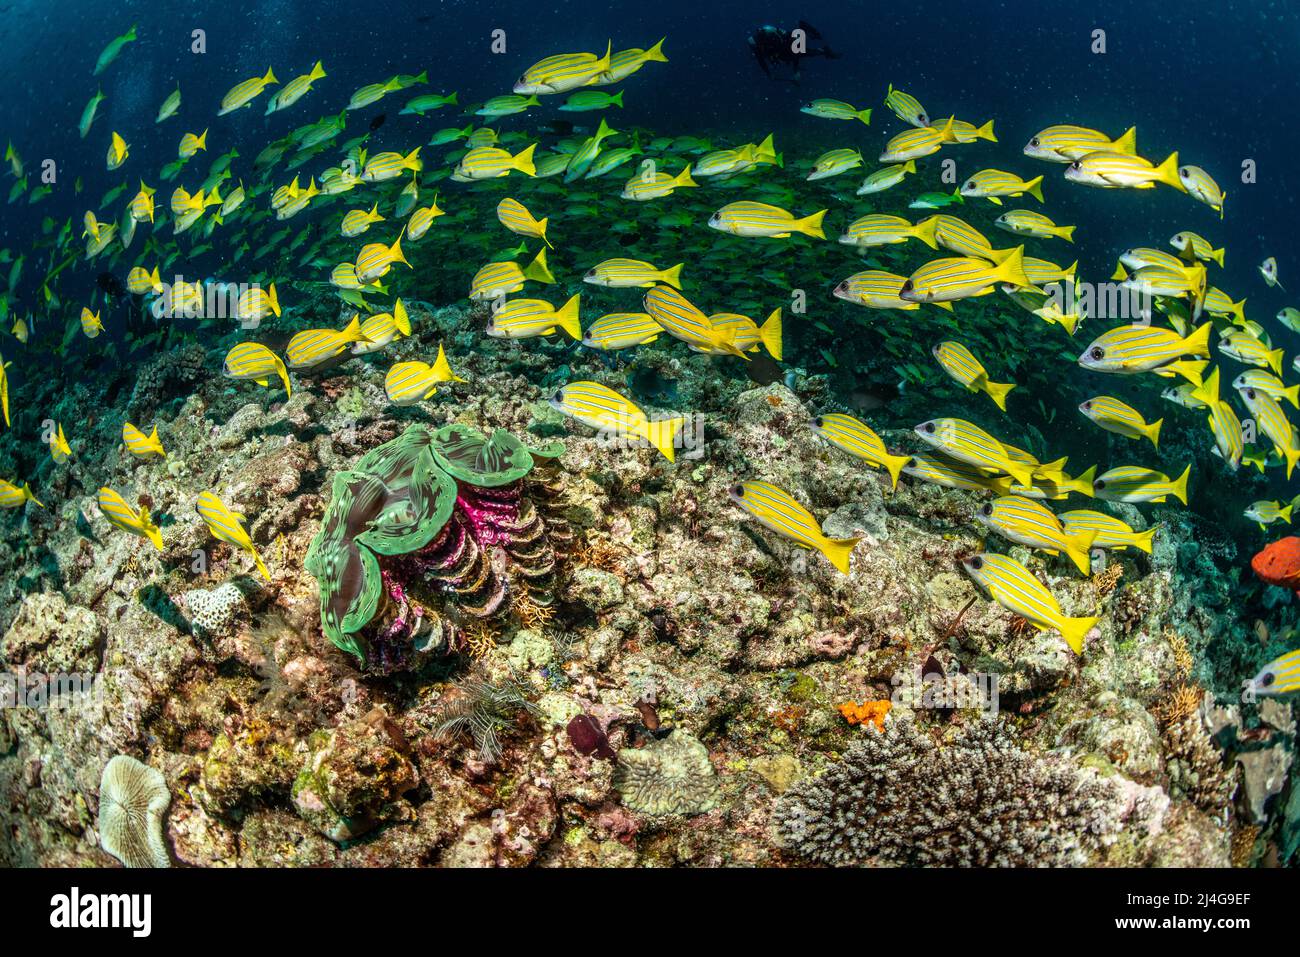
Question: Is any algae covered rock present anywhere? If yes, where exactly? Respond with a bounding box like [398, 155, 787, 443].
[1, 592, 103, 674]
[292, 708, 418, 842]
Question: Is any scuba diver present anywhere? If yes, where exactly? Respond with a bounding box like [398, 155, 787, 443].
[748, 20, 840, 80]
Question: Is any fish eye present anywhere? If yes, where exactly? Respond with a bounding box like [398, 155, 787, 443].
[1069, 160, 1080, 170]
[731, 484, 744, 497]
[1090, 346, 1105, 360]
[964, 180, 975, 189]
[969, 556, 983, 570]
[1082, 400, 1092, 409]
[1094, 480, 1106, 490]
[1030, 137, 1039, 147]
[1179, 167, 1189, 177]
[901, 280, 913, 292]
[551, 390, 563, 403]
[1262, 672, 1276, 687]
[923, 422, 936, 433]
[980, 503, 993, 516]
[812, 416, 823, 427]
[1247, 389, 1257, 400]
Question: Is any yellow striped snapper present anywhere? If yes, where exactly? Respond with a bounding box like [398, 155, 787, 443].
[319, 165, 361, 195]
[932, 341, 1016, 411]
[497, 198, 551, 247]
[453, 143, 537, 180]
[156, 86, 181, 123]
[549, 381, 685, 463]
[475, 94, 540, 118]
[900, 246, 1030, 303]
[84, 222, 118, 257]
[355, 230, 411, 283]
[362, 148, 422, 183]
[105, 131, 129, 171]
[275, 178, 319, 220]
[1023, 124, 1137, 162]
[1235, 375, 1300, 477]
[809, 413, 910, 489]
[902, 451, 1009, 494]
[1202, 287, 1246, 324]
[693, 308, 782, 360]
[341, 203, 384, 238]
[222, 344, 292, 398]
[352, 300, 413, 355]
[469, 247, 554, 301]
[266, 61, 326, 114]
[98, 487, 163, 550]
[1169, 231, 1224, 267]
[122, 421, 166, 458]
[976, 496, 1097, 575]
[513, 42, 613, 95]
[565, 118, 619, 181]
[802, 98, 874, 124]
[1218, 329, 1284, 375]
[1059, 510, 1156, 554]
[643, 285, 747, 357]
[693, 134, 780, 178]
[196, 491, 269, 580]
[1023, 256, 1078, 289]
[178, 128, 207, 159]
[883, 85, 928, 127]
[581, 312, 663, 350]
[584, 258, 683, 289]
[1247, 650, 1300, 697]
[81, 307, 103, 338]
[1115, 247, 1187, 275]
[465, 127, 499, 149]
[807, 148, 863, 181]
[994, 209, 1075, 242]
[1233, 369, 1299, 410]
[914, 418, 1035, 486]
[1118, 261, 1205, 305]
[929, 215, 1012, 261]
[347, 75, 404, 111]
[486, 294, 582, 341]
[708, 201, 826, 239]
[1245, 500, 1294, 530]
[1093, 465, 1190, 505]
[129, 182, 156, 222]
[407, 200, 444, 241]
[235, 283, 280, 324]
[219, 67, 278, 115]
[959, 169, 1044, 204]
[729, 480, 861, 575]
[1179, 165, 1226, 217]
[590, 38, 667, 84]
[621, 164, 696, 201]
[879, 117, 955, 162]
[1279, 307, 1300, 334]
[946, 119, 997, 144]
[839, 213, 938, 249]
[48, 422, 71, 463]
[270, 176, 302, 211]
[1065, 150, 1185, 191]
[961, 553, 1099, 653]
[127, 265, 163, 295]
[1001, 288, 1083, 335]
[0, 479, 42, 509]
[401, 92, 458, 116]
[1079, 395, 1161, 448]
[329, 262, 386, 293]
[856, 159, 917, 196]
[383, 345, 465, 405]
[287, 315, 371, 370]
[833, 270, 952, 312]
[1077, 322, 1211, 379]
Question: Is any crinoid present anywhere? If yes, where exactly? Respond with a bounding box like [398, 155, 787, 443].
[304, 424, 569, 674]
[429, 669, 541, 762]
[571, 533, 627, 576]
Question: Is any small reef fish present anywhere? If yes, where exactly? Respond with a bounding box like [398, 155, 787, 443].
[932, 341, 1016, 411]
[353, 300, 413, 355]
[961, 553, 1099, 653]
[469, 248, 554, 301]
[0, 479, 42, 508]
[1077, 323, 1211, 380]
[513, 42, 613, 95]
[728, 480, 862, 574]
[584, 258, 682, 289]
[1245, 500, 1294, 531]
[122, 422, 166, 458]
[1059, 510, 1157, 554]
[98, 486, 163, 550]
[497, 197, 552, 247]
[801, 98, 874, 124]
[708, 202, 826, 240]
[287, 315, 371, 370]
[1179, 165, 1226, 217]
[219, 67, 279, 115]
[582, 312, 663, 350]
[223, 342, 292, 398]
[1023, 124, 1137, 162]
[196, 491, 270, 580]
[384, 345, 465, 405]
[809, 413, 910, 489]
[355, 230, 411, 283]
[975, 496, 1097, 575]
[959, 169, 1044, 205]
[1092, 465, 1190, 505]
[549, 380, 685, 462]
[900, 246, 1031, 303]
[914, 418, 1035, 487]
[1064, 150, 1184, 191]
[883, 86, 928, 127]
[49, 422, 71, 462]
[1246, 650, 1300, 697]
[994, 209, 1074, 242]
[486, 294, 582, 340]
[1079, 396, 1162, 448]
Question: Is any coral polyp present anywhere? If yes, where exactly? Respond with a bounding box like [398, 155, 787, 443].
[304, 424, 567, 671]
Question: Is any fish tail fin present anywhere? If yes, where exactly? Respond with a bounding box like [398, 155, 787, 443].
[310, 61, 327, 81]
[1190, 366, 1219, 406]
[393, 298, 411, 336]
[611, 90, 624, 108]
[196, 129, 208, 150]
[1284, 384, 1300, 410]
[535, 217, 552, 248]
[1182, 321, 1212, 358]
[276, 360, 292, 400]
[856, 108, 873, 125]
[912, 214, 939, 250]
[1111, 262, 1128, 281]
[821, 536, 862, 576]
[525, 247, 555, 284]
[1147, 417, 1163, 449]
[1057, 615, 1099, 654]
[759, 307, 783, 360]
[340, 313, 368, 343]
[1213, 247, 1226, 268]
[1268, 347, 1285, 376]
[883, 453, 910, 491]
[268, 282, 280, 317]
[1282, 504, 1294, 524]
[1154, 151, 1184, 191]
[513, 143, 538, 176]
[1286, 447, 1300, 480]
[642, 416, 684, 463]
[985, 380, 1016, 411]
[674, 164, 697, 188]
[390, 228, 410, 267]
[644, 37, 668, 62]
[1065, 528, 1098, 575]
[977, 119, 996, 142]
[902, 159, 916, 174]
[143, 519, 164, 552]
[1024, 175, 1044, 202]
[403, 147, 423, 172]
[1171, 465, 1191, 506]
[556, 294, 582, 340]
[253, 549, 271, 581]
[660, 263, 684, 289]
[263, 67, 279, 86]
[22, 483, 44, 508]
[1230, 298, 1246, 324]
[798, 209, 828, 240]
[1058, 225, 1076, 243]
[597, 39, 612, 71]
[1126, 525, 1156, 554]
[149, 425, 165, 457]
[994, 245, 1032, 288]
[754, 133, 777, 161]
[1113, 126, 1138, 154]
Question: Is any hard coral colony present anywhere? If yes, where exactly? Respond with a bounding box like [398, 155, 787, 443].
[0, 5, 1295, 881]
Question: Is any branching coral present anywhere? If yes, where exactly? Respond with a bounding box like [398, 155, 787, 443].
[774, 718, 1127, 866]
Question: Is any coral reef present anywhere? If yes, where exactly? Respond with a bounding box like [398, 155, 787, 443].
[97, 755, 171, 868]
